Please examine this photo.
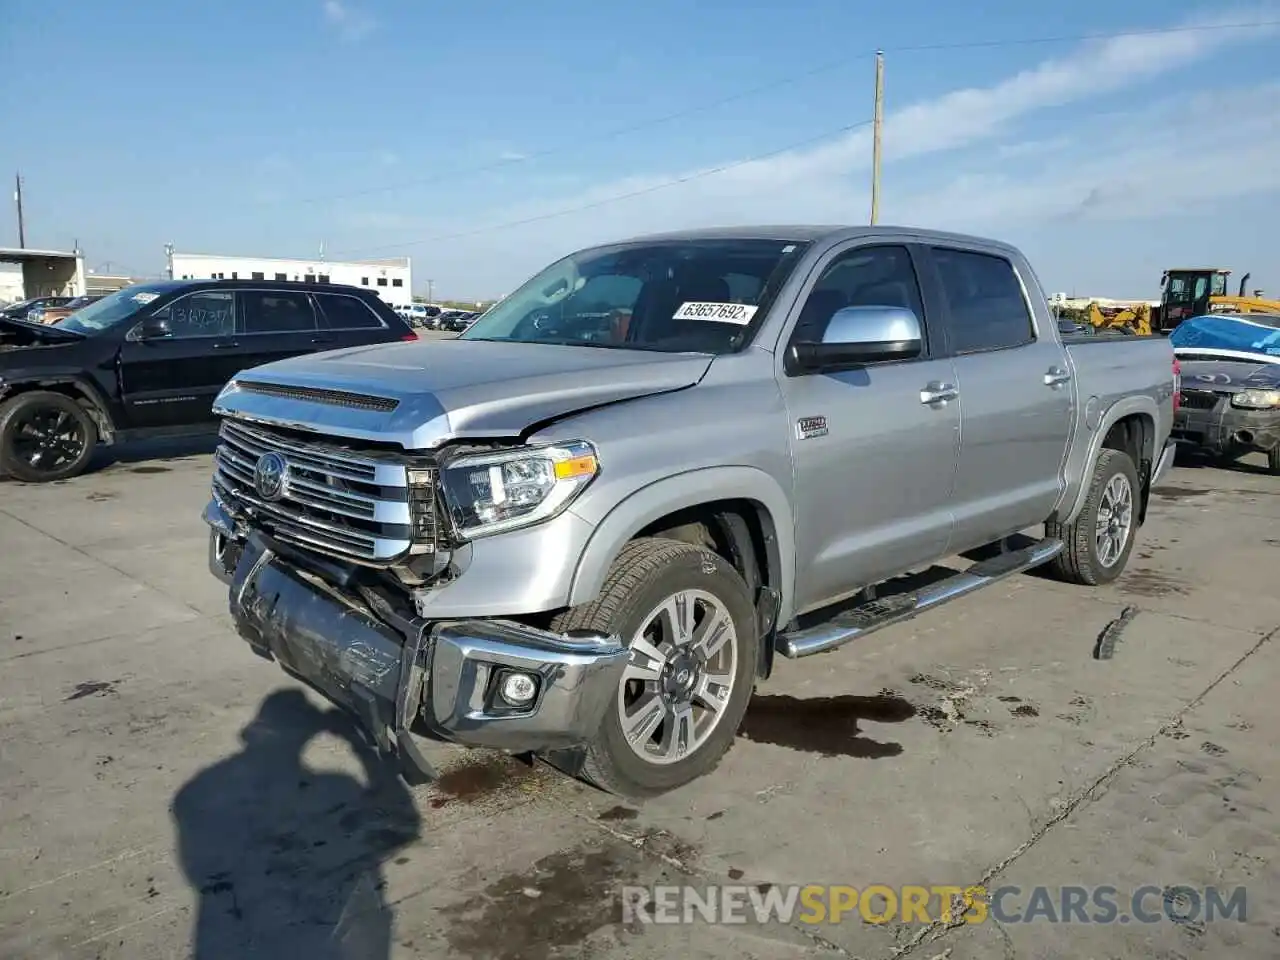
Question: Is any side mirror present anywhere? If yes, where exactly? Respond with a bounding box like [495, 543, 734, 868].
[789, 305, 923, 372]
[137, 314, 172, 340]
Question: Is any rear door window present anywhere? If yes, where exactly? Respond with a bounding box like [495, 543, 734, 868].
[315, 293, 385, 330]
[931, 248, 1035, 354]
[238, 291, 318, 334]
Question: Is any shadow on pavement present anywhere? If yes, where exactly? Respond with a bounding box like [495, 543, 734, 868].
[89, 433, 220, 474]
[171, 689, 422, 959]
[1172, 446, 1271, 477]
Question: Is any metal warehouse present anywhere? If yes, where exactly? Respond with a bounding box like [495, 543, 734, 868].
[168, 251, 413, 308]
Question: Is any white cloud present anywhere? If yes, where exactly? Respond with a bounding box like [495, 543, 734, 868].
[322, 0, 375, 41]
[337, 8, 1280, 292]
[893, 105, 1280, 228]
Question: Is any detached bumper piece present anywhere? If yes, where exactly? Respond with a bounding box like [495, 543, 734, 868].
[209, 511, 627, 783]
[1151, 440, 1177, 488]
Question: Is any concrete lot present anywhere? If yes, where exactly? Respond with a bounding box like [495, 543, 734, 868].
[1, 445, 1277, 959]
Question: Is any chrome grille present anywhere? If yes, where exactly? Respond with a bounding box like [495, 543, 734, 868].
[213, 418, 436, 564]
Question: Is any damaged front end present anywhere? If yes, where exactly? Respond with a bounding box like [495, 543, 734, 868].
[0, 315, 83, 354]
[203, 438, 628, 784]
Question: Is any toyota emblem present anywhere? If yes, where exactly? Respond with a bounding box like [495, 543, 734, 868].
[253, 452, 288, 501]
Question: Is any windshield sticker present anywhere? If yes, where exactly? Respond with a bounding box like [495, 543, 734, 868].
[673, 301, 758, 325]
[132, 292, 159, 304]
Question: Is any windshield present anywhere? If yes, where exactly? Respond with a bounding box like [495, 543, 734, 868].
[57, 285, 169, 335]
[460, 237, 809, 353]
[1169, 313, 1280, 358]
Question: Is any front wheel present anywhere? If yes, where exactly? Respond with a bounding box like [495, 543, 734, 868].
[0, 390, 98, 483]
[1266, 444, 1280, 475]
[549, 537, 759, 799]
[1046, 448, 1140, 585]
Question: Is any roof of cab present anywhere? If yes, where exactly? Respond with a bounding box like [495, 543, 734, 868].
[606, 224, 1023, 254]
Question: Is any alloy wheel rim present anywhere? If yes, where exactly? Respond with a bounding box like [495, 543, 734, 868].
[1094, 472, 1134, 568]
[616, 588, 738, 766]
[10, 406, 87, 474]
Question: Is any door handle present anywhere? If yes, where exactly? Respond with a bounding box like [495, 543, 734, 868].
[310, 336, 332, 345]
[1044, 366, 1072, 386]
[212, 340, 241, 349]
[920, 382, 959, 405]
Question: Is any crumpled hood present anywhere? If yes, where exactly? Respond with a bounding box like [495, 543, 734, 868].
[0, 316, 84, 355]
[1175, 356, 1280, 394]
[214, 338, 713, 449]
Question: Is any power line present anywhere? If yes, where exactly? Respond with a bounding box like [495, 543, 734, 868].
[330, 119, 875, 258]
[291, 17, 1278, 209]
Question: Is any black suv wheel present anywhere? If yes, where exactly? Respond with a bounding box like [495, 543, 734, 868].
[0, 390, 98, 482]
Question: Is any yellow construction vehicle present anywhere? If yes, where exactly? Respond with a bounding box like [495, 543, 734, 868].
[1155, 268, 1280, 331]
[1086, 301, 1152, 336]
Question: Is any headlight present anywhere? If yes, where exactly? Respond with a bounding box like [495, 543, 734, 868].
[1231, 389, 1280, 409]
[438, 440, 599, 539]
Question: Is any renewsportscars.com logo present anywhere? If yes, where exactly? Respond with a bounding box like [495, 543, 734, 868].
[621, 884, 1248, 927]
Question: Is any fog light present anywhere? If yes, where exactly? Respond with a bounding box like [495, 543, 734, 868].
[500, 672, 538, 705]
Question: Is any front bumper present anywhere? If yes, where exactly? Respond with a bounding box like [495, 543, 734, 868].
[205, 500, 628, 782]
[1171, 400, 1280, 456]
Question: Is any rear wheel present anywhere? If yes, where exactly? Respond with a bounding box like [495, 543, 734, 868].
[0, 390, 98, 483]
[549, 537, 759, 799]
[1046, 448, 1140, 585]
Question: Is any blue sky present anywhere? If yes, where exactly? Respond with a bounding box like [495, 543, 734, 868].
[4, 0, 1279, 300]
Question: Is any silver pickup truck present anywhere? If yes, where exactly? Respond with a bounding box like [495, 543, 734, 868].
[204, 226, 1178, 798]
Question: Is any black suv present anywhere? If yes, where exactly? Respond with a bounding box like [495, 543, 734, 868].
[0, 279, 417, 482]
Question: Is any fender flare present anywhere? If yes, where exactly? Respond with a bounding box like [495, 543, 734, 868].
[0, 374, 117, 443]
[1058, 395, 1158, 526]
[567, 465, 797, 621]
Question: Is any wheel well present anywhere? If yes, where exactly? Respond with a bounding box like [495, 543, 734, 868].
[0, 380, 113, 443]
[635, 499, 782, 679]
[1101, 413, 1154, 523]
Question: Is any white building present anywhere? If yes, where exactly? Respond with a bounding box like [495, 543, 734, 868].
[169, 252, 413, 308]
[0, 247, 87, 303]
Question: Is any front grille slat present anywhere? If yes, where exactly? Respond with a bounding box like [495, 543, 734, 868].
[215, 418, 433, 565]
[1179, 390, 1222, 411]
[221, 421, 386, 484]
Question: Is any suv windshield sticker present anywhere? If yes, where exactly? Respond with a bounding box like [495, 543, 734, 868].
[132, 292, 159, 304]
[673, 301, 758, 325]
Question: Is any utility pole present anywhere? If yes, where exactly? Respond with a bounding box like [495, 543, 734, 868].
[14, 172, 26, 248]
[870, 50, 884, 226]
[427, 279, 434, 303]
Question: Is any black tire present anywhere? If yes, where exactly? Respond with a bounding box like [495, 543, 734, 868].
[1267, 445, 1280, 475]
[1045, 448, 1140, 586]
[0, 390, 98, 483]
[549, 537, 759, 799]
